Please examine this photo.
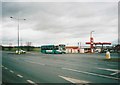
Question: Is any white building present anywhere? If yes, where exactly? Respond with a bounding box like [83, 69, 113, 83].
[66, 46, 80, 53]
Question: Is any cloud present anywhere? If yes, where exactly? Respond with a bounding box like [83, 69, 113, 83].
[2, 2, 118, 46]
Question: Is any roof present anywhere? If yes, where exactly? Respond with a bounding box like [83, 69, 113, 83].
[86, 42, 111, 45]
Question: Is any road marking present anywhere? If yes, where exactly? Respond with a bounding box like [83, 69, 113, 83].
[97, 67, 120, 72]
[27, 80, 37, 85]
[97, 67, 120, 76]
[1, 65, 4, 68]
[10, 70, 14, 73]
[4, 67, 8, 70]
[110, 72, 119, 75]
[17, 74, 23, 78]
[62, 67, 120, 80]
[26, 60, 45, 66]
[59, 75, 90, 83]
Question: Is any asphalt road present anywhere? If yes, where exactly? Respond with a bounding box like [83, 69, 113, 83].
[2, 51, 120, 85]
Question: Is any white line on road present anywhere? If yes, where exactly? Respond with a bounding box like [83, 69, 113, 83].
[97, 67, 120, 76]
[26, 60, 45, 66]
[62, 67, 120, 80]
[0, 65, 2, 67]
[17, 74, 23, 78]
[110, 72, 119, 75]
[10, 70, 14, 73]
[27, 80, 37, 85]
[97, 67, 120, 72]
[4, 67, 8, 70]
[1, 65, 4, 68]
[59, 75, 90, 83]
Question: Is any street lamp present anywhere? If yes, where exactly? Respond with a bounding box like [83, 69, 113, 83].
[90, 31, 94, 38]
[10, 16, 26, 54]
[90, 31, 94, 53]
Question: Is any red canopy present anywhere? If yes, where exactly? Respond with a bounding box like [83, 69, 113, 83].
[86, 42, 111, 45]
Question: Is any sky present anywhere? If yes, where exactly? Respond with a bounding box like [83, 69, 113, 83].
[1, 2, 118, 46]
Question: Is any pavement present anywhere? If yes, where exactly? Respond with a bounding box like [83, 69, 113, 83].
[1, 51, 120, 85]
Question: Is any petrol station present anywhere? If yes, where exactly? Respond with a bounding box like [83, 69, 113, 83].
[86, 31, 111, 53]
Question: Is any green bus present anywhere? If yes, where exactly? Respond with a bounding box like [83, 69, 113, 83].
[41, 44, 66, 54]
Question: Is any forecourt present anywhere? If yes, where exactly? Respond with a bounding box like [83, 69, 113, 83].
[2, 51, 120, 84]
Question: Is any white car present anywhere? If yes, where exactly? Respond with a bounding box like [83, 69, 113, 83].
[16, 50, 26, 54]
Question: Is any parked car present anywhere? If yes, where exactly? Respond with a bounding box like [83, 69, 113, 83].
[16, 50, 26, 54]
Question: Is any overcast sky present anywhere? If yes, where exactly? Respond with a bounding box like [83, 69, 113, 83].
[2, 2, 118, 46]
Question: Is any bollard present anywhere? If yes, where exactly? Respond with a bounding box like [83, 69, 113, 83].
[106, 51, 111, 59]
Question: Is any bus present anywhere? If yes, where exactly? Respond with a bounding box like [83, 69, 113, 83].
[41, 44, 66, 54]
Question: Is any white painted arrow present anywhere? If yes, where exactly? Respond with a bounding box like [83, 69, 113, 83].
[59, 75, 90, 83]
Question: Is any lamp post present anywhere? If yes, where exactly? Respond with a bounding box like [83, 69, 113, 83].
[90, 31, 94, 53]
[90, 31, 94, 38]
[10, 17, 26, 54]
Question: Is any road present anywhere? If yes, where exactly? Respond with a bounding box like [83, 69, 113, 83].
[2, 51, 120, 85]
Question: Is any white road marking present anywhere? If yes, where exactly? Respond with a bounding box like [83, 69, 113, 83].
[97, 67, 120, 72]
[59, 75, 90, 83]
[97, 67, 120, 76]
[27, 80, 37, 85]
[110, 72, 119, 75]
[1, 65, 4, 68]
[62, 67, 120, 80]
[17, 74, 23, 78]
[10, 70, 14, 73]
[26, 60, 45, 66]
[4, 67, 8, 70]
[97, 68, 120, 75]
[0, 65, 2, 67]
